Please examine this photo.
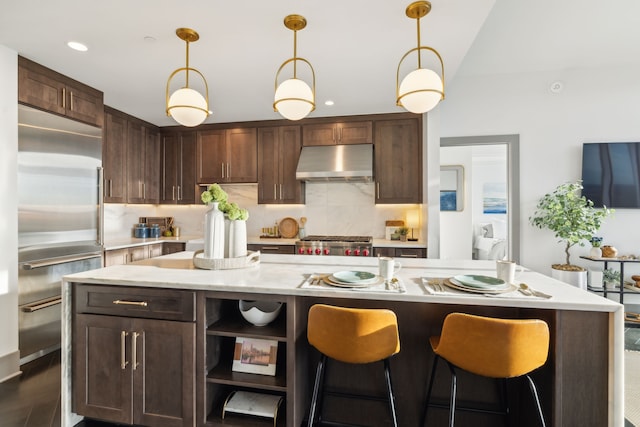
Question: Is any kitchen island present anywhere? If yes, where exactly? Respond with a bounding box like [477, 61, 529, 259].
[61, 252, 624, 427]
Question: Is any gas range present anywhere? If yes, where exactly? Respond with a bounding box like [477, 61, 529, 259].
[295, 235, 373, 257]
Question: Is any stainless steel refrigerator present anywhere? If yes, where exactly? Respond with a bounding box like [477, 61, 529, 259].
[18, 104, 103, 364]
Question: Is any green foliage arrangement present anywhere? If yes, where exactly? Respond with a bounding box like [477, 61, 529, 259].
[603, 268, 621, 284]
[201, 184, 249, 221]
[529, 181, 613, 268]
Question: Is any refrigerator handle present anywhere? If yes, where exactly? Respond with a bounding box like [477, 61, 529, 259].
[98, 167, 104, 246]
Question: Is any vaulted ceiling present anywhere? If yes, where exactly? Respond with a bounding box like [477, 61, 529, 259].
[2, 0, 639, 127]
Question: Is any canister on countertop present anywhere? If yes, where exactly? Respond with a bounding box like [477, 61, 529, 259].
[150, 224, 161, 238]
[134, 223, 149, 238]
[173, 226, 180, 237]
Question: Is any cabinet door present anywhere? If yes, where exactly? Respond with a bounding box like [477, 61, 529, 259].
[143, 125, 161, 204]
[64, 79, 104, 127]
[103, 110, 128, 203]
[226, 128, 257, 183]
[257, 127, 280, 203]
[197, 130, 226, 183]
[279, 126, 305, 203]
[148, 243, 164, 259]
[162, 133, 180, 203]
[127, 121, 146, 203]
[374, 118, 422, 204]
[179, 132, 197, 204]
[129, 246, 149, 263]
[302, 121, 372, 146]
[18, 57, 65, 116]
[132, 318, 195, 427]
[302, 123, 337, 146]
[74, 314, 133, 424]
[104, 248, 129, 266]
[163, 242, 186, 255]
[338, 121, 373, 144]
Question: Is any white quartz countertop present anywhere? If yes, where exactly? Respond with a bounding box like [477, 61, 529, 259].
[64, 251, 620, 313]
[104, 235, 200, 250]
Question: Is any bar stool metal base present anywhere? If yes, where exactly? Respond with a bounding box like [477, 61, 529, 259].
[421, 355, 546, 427]
[307, 355, 399, 427]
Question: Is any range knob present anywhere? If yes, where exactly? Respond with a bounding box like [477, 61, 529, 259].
[354, 249, 361, 256]
[323, 248, 330, 255]
[344, 249, 352, 256]
[306, 248, 313, 255]
[315, 248, 321, 255]
[362, 249, 370, 257]
[298, 248, 305, 254]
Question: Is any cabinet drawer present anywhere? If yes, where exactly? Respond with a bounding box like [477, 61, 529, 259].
[75, 285, 195, 322]
[395, 248, 427, 258]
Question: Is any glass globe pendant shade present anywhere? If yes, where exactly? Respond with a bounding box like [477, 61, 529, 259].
[274, 78, 314, 121]
[167, 87, 208, 127]
[398, 68, 443, 114]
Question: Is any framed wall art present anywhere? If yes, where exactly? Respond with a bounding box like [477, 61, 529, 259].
[440, 165, 464, 211]
[232, 337, 278, 376]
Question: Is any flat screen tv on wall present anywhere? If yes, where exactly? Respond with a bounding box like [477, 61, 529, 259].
[581, 142, 640, 208]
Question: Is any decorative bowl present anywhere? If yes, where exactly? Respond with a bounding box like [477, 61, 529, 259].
[239, 300, 283, 326]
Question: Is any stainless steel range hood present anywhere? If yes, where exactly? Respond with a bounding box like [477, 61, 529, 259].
[295, 144, 373, 182]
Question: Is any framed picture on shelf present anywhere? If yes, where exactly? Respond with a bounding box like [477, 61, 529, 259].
[232, 337, 278, 376]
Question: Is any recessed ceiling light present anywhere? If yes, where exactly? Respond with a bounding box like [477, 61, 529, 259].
[67, 41, 88, 52]
[144, 36, 157, 42]
[324, 100, 334, 106]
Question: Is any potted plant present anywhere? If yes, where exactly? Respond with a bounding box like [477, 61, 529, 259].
[529, 180, 613, 288]
[590, 236, 603, 257]
[397, 227, 409, 242]
[603, 268, 621, 288]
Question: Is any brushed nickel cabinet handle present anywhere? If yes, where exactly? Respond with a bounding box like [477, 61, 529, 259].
[121, 331, 128, 369]
[142, 182, 146, 199]
[376, 182, 380, 199]
[113, 300, 148, 307]
[177, 185, 182, 201]
[132, 332, 140, 370]
[70, 91, 74, 111]
[227, 163, 230, 178]
[261, 246, 280, 251]
[172, 185, 176, 201]
[109, 179, 113, 198]
[62, 88, 66, 109]
[279, 184, 283, 200]
[221, 163, 225, 178]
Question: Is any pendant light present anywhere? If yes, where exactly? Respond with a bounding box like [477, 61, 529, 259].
[274, 14, 316, 121]
[166, 28, 211, 127]
[396, 1, 445, 114]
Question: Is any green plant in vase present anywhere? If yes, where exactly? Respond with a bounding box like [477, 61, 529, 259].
[398, 227, 409, 241]
[603, 268, 621, 287]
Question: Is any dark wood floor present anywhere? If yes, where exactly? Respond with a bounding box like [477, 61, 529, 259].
[0, 350, 119, 427]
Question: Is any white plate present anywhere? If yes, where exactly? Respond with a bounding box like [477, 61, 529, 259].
[445, 278, 516, 294]
[331, 270, 378, 284]
[452, 274, 506, 289]
[323, 275, 383, 288]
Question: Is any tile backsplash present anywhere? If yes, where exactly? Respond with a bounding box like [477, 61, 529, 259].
[104, 183, 422, 241]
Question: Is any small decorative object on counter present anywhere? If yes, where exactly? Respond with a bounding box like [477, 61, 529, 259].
[202, 184, 228, 259]
[601, 245, 618, 258]
[590, 236, 603, 257]
[299, 217, 307, 239]
[603, 268, 621, 287]
[133, 223, 149, 238]
[150, 224, 161, 238]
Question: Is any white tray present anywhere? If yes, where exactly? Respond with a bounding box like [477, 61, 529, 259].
[193, 250, 260, 270]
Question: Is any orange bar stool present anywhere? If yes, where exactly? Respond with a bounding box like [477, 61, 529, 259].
[422, 312, 549, 427]
[306, 304, 401, 427]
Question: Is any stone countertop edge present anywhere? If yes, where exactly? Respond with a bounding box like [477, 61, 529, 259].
[63, 251, 621, 313]
[104, 235, 201, 250]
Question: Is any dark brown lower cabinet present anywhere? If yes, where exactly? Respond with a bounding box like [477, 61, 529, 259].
[373, 246, 427, 258]
[74, 300, 195, 426]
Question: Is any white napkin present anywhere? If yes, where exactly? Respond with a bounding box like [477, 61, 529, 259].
[301, 274, 406, 293]
[421, 277, 551, 299]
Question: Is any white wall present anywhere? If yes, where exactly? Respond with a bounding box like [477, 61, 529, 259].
[0, 45, 20, 381]
[440, 65, 640, 285]
[440, 147, 473, 258]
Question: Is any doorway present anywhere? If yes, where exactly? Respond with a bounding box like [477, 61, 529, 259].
[440, 135, 520, 263]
